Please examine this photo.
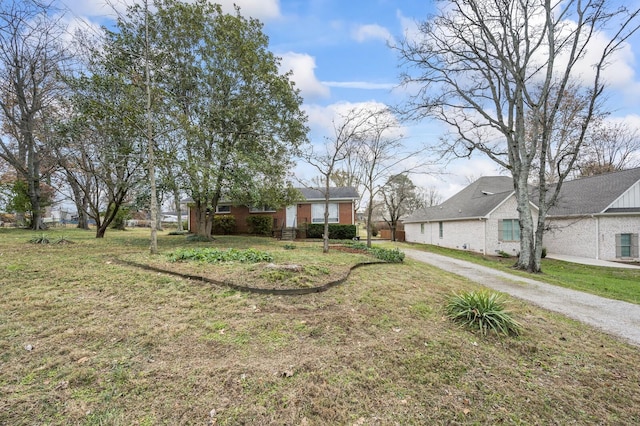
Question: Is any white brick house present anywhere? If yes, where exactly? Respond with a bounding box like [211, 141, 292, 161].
[404, 168, 640, 261]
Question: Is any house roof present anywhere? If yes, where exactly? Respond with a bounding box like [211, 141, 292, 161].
[184, 186, 359, 205]
[403, 176, 515, 223]
[403, 167, 640, 223]
[547, 167, 640, 216]
[297, 187, 359, 201]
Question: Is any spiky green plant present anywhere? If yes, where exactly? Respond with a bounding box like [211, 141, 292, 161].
[445, 290, 521, 336]
[28, 233, 50, 244]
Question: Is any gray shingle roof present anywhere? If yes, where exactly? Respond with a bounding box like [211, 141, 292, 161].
[403, 176, 514, 223]
[403, 167, 640, 223]
[547, 167, 640, 216]
[297, 187, 359, 201]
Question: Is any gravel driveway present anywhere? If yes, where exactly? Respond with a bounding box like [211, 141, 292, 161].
[403, 248, 640, 347]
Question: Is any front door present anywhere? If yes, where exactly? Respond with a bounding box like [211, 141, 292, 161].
[285, 205, 297, 227]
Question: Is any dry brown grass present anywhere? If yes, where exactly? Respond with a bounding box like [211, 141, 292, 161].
[2, 227, 640, 425]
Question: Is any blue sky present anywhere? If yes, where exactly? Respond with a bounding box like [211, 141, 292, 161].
[59, 0, 640, 199]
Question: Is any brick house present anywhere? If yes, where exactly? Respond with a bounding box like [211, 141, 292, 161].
[187, 187, 359, 236]
[403, 168, 640, 261]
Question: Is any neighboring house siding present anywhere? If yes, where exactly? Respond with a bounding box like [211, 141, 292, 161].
[405, 195, 538, 257]
[406, 220, 486, 253]
[544, 216, 597, 259]
[610, 181, 640, 208]
[544, 215, 640, 260]
[487, 196, 537, 256]
[598, 216, 640, 260]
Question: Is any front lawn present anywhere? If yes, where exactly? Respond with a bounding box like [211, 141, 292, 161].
[2, 228, 640, 424]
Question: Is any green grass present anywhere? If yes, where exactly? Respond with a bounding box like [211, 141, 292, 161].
[2, 227, 640, 424]
[396, 242, 640, 305]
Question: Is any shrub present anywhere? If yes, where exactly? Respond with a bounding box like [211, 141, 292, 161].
[541, 247, 547, 258]
[343, 241, 405, 263]
[306, 224, 356, 239]
[246, 215, 273, 236]
[168, 230, 189, 236]
[445, 290, 521, 336]
[167, 247, 273, 263]
[28, 233, 50, 244]
[368, 247, 405, 263]
[109, 207, 131, 230]
[282, 244, 296, 250]
[497, 250, 511, 258]
[213, 215, 236, 235]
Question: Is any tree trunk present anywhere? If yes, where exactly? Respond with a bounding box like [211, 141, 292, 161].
[365, 192, 374, 248]
[323, 180, 330, 253]
[195, 201, 213, 239]
[513, 173, 538, 272]
[174, 190, 183, 232]
[67, 173, 90, 230]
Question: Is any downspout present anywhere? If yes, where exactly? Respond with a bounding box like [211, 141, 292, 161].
[351, 201, 355, 225]
[482, 218, 487, 255]
[595, 215, 600, 260]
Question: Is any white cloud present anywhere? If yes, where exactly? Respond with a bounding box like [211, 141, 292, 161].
[278, 52, 330, 100]
[352, 24, 394, 44]
[216, 0, 281, 20]
[303, 101, 396, 137]
[396, 10, 420, 46]
[323, 81, 396, 90]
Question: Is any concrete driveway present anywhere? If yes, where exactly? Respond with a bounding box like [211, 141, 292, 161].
[403, 248, 640, 347]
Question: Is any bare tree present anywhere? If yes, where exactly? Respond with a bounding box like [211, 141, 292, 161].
[528, 82, 595, 183]
[302, 108, 372, 253]
[398, 0, 640, 272]
[579, 121, 640, 176]
[353, 107, 412, 248]
[0, 0, 68, 229]
[418, 185, 442, 207]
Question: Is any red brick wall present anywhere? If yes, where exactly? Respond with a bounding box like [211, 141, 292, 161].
[297, 204, 311, 225]
[189, 201, 355, 234]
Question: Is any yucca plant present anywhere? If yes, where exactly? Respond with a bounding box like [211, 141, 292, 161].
[28, 233, 50, 244]
[445, 290, 521, 336]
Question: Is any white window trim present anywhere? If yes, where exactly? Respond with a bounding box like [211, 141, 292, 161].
[311, 203, 339, 223]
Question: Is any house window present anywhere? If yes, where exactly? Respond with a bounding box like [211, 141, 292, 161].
[311, 203, 338, 223]
[216, 205, 231, 213]
[438, 222, 443, 239]
[249, 205, 276, 213]
[616, 233, 639, 258]
[499, 219, 520, 241]
[420, 223, 425, 234]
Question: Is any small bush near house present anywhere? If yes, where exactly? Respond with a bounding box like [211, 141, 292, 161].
[344, 241, 405, 263]
[541, 247, 547, 258]
[497, 250, 511, 258]
[214, 215, 236, 235]
[167, 247, 273, 263]
[246, 215, 273, 236]
[445, 290, 521, 336]
[306, 224, 356, 240]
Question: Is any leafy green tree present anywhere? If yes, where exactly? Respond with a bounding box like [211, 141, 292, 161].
[146, 0, 307, 238]
[61, 47, 147, 238]
[380, 174, 424, 241]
